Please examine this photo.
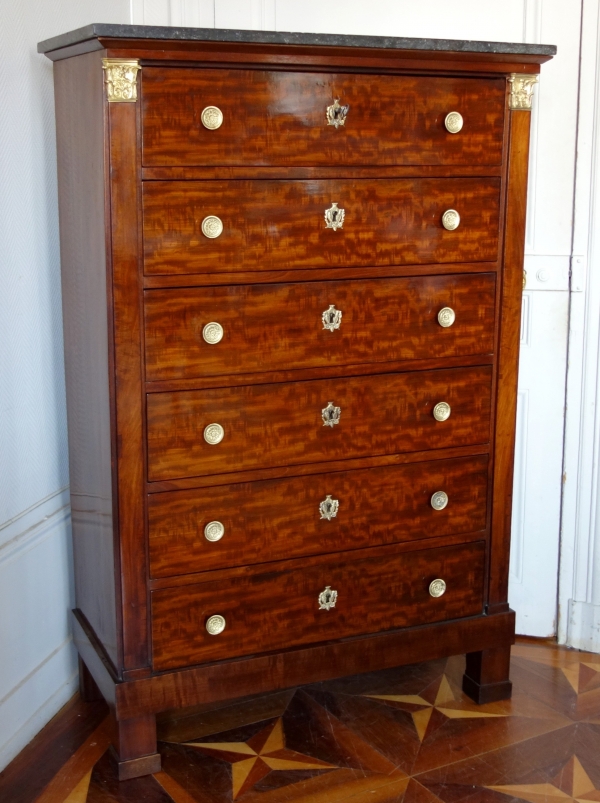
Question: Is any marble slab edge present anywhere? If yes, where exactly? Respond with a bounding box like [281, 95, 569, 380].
[38, 23, 557, 57]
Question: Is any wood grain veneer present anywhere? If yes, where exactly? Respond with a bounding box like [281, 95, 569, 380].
[148, 454, 489, 577]
[53, 50, 120, 668]
[141, 68, 505, 167]
[146, 366, 493, 481]
[144, 273, 496, 380]
[142, 177, 500, 274]
[151, 541, 486, 670]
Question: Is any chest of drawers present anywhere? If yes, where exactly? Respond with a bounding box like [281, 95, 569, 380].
[39, 24, 554, 780]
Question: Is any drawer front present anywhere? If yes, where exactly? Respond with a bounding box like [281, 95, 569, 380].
[151, 541, 485, 669]
[142, 178, 500, 275]
[146, 366, 492, 481]
[149, 455, 489, 578]
[142, 69, 505, 167]
[145, 274, 496, 381]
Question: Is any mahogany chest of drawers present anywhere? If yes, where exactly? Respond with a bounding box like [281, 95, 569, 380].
[39, 24, 555, 780]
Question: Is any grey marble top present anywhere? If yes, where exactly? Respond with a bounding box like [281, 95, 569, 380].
[38, 23, 556, 57]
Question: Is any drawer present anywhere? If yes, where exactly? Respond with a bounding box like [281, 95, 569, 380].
[151, 541, 485, 670]
[141, 69, 505, 167]
[145, 273, 496, 381]
[142, 178, 500, 275]
[149, 455, 489, 578]
[146, 366, 492, 481]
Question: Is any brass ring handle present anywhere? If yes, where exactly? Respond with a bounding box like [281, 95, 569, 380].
[206, 614, 226, 634]
[203, 322, 224, 344]
[433, 402, 451, 422]
[431, 491, 449, 510]
[429, 579, 447, 598]
[445, 111, 464, 133]
[442, 210, 460, 231]
[204, 423, 225, 444]
[201, 106, 224, 130]
[438, 307, 456, 328]
[204, 521, 225, 541]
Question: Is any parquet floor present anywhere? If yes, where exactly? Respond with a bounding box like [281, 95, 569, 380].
[1, 640, 600, 803]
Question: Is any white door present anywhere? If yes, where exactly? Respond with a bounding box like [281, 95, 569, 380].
[133, 0, 580, 637]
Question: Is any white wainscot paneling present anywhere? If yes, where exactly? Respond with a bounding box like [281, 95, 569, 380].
[0, 491, 77, 771]
[559, 0, 600, 652]
[509, 290, 569, 636]
[0, 0, 129, 769]
[276, 0, 526, 40]
[215, 0, 276, 28]
[512, 0, 580, 636]
[134, 0, 533, 37]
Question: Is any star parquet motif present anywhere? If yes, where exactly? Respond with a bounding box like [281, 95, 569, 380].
[185, 717, 335, 798]
[363, 672, 506, 742]
[3, 640, 600, 803]
[488, 755, 600, 803]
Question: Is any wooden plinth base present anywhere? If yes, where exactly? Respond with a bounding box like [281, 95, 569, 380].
[462, 644, 513, 703]
[74, 608, 516, 780]
[109, 746, 161, 780]
[462, 674, 513, 703]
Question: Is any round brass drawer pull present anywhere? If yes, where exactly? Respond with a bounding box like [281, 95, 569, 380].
[202, 322, 224, 344]
[431, 491, 449, 511]
[429, 579, 447, 598]
[444, 111, 464, 133]
[206, 614, 226, 634]
[204, 423, 225, 444]
[204, 521, 225, 542]
[318, 585, 338, 610]
[437, 307, 456, 328]
[201, 215, 223, 239]
[201, 106, 224, 130]
[442, 209, 460, 231]
[433, 402, 451, 422]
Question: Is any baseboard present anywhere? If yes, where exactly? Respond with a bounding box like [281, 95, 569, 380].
[567, 599, 600, 653]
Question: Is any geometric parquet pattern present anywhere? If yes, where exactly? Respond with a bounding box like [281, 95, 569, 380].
[2, 640, 600, 803]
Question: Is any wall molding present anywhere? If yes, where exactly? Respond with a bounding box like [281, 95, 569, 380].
[523, 0, 543, 253]
[0, 485, 69, 554]
[0, 638, 78, 771]
[0, 487, 70, 557]
[568, 599, 600, 651]
[559, 0, 600, 651]
[0, 499, 77, 772]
